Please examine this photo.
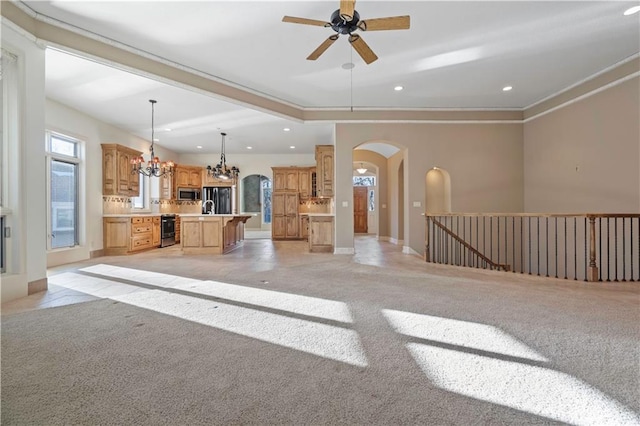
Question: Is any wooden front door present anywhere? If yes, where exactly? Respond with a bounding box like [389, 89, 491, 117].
[353, 186, 368, 233]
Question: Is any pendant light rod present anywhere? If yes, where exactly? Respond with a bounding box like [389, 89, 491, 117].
[131, 99, 174, 178]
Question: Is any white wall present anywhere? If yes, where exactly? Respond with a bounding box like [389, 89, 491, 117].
[1, 22, 47, 303]
[45, 99, 179, 267]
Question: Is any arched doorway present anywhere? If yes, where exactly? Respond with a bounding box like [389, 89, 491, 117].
[241, 174, 272, 232]
[425, 167, 451, 213]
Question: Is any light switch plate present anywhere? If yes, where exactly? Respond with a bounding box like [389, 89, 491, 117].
[413, 201, 422, 207]
[342, 201, 348, 207]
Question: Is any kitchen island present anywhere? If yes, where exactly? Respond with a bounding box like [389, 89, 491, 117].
[180, 214, 251, 254]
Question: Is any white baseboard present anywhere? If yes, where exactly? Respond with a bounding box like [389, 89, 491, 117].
[377, 236, 390, 242]
[389, 238, 404, 245]
[334, 247, 355, 255]
[403, 246, 420, 256]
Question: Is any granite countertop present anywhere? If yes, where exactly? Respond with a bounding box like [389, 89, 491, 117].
[178, 213, 252, 217]
[103, 213, 161, 217]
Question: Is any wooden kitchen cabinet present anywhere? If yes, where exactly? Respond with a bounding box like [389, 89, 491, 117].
[300, 214, 309, 240]
[272, 167, 300, 192]
[175, 215, 181, 243]
[309, 215, 334, 253]
[315, 145, 334, 198]
[271, 192, 299, 239]
[103, 215, 160, 255]
[160, 173, 172, 200]
[101, 144, 143, 196]
[152, 216, 161, 246]
[174, 165, 203, 189]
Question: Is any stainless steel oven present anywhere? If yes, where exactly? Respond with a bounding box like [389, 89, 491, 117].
[161, 214, 176, 247]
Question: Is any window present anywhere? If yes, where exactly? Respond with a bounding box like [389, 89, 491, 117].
[353, 176, 376, 187]
[369, 189, 375, 212]
[131, 173, 147, 209]
[262, 177, 272, 224]
[47, 133, 81, 249]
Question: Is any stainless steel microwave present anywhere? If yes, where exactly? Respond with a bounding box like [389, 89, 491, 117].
[177, 187, 201, 201]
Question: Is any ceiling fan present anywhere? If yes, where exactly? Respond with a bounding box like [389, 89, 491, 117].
[282, 0, 410, 65]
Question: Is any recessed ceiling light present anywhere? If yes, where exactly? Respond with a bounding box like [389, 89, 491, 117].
[394, 86, 404, 91]
[289, 146, 295, 149]
[342, 62, 355, 70]
[164, 128, 172, 132]
[503, 86, 513, 92]
[283, 128, 291, 132]
[153, 138, 159, 142]
[624, 5, 640, 15]
[246, 146, 253, 150]
[196, 145, 202, 149]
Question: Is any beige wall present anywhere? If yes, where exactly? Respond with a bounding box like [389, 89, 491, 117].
[335, 123, 524, 254]
[524, 77, 640, 213]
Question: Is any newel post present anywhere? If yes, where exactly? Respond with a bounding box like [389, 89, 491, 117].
[587, 216, 599, 281]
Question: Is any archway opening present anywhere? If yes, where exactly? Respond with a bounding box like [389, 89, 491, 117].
[241, 174, 271, 231]
[425, 167, 452, 213]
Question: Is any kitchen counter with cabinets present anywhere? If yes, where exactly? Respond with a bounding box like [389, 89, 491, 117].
[307, 214, 335, 253]
[180, 214, 251, 254]
[103, 215, 162, 255]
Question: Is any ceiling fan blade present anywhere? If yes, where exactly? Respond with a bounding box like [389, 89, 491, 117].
[282, 16, 330, 27]
[340, 0, 356, 21]
[358, 15, 410, 31]
[307, 35, 339, 61]
[349, 34, 378, 64]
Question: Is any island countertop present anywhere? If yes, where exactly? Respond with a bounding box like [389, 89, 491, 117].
[180, 214, 251, 254]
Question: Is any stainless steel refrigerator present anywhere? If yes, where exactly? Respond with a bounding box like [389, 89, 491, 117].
[202, 186, 232, 214]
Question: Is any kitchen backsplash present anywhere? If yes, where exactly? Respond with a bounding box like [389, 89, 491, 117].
[103, 197, 201, 215]
[298, 198, 333, 214]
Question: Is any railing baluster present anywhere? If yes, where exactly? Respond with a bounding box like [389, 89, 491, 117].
[537, 217, 540, 276]
[614, 217, 619, 282]
[599, 218, 603, 282]
[607, 217, 611, 282]
[631, 217, 635, 281]
[545, 217, 549, 277]
[563, 217, 567, 280]
[554, 217, 558, 279]
[573, 217, 578, 281]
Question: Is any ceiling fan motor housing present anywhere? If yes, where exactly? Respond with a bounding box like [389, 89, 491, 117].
[330, 9, 360, 34]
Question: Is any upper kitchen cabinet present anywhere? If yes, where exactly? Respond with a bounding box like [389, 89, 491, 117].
[315, 145, 334, 198]
[174, 165, 203, 189]
[272, 167, 300, 192]
[298, 166, 316, 199]
[101, 144, 143, 197]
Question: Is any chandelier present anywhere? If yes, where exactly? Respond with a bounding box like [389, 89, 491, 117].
[356, 163, 367, 174]
[207, 132, 239, 180]
[131, 99, 174, 178]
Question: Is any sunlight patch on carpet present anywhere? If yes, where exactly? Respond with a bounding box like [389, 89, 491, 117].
[111, 290, 368, 367]
[382, 309, 547, 361]
[80, 264, 353, 323]
[407, 343, 640, 425]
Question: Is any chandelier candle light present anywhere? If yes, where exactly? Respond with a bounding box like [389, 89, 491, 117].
[131, 99, 174, 177]
[207, 132, 240, 180]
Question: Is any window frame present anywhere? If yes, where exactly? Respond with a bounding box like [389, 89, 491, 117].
[46, 131, 83, 251]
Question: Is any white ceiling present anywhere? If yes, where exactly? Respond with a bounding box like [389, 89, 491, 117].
[21, 1, 640, 155]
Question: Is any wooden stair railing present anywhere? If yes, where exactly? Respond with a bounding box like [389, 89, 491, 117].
[424, 213, 640, 282]
[428, 217, 510, 272]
